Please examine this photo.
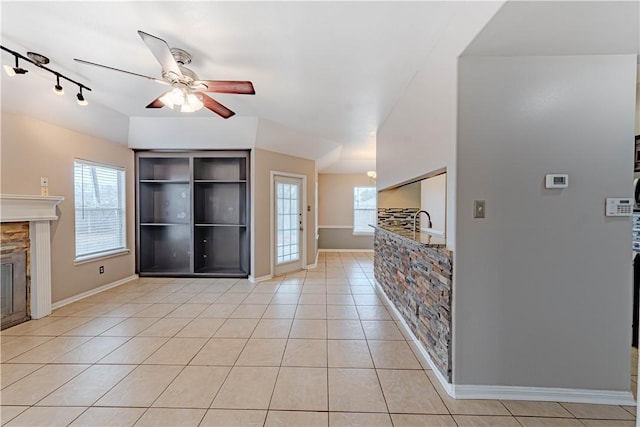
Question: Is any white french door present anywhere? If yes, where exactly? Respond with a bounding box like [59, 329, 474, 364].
[274, 175, 304, 275]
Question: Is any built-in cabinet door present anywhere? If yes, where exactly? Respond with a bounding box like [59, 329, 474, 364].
[274, 175, 304, 276]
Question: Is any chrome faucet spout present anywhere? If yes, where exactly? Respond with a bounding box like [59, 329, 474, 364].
[412, 210, 432, 232]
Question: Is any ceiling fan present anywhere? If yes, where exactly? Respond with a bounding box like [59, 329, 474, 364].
[74, 31, 255, 118]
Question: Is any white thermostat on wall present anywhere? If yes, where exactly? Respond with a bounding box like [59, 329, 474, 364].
[605, 198, 634, 217]
[545, 174, 568, 188]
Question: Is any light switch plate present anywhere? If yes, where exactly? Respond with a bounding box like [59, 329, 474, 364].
[40, 177, 49, 186]
[474, 200, 486, 218]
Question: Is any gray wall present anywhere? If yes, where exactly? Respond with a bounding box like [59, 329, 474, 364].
[318, 228, 373, 250]
[455, 55, 637, 390]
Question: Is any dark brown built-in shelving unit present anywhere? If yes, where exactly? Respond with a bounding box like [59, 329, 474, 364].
[136, 151, 250, 277]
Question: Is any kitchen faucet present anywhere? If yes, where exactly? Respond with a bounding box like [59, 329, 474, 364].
[413, 210, 432, 232]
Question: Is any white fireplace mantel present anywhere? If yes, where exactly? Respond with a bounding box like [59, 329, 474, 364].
[1, 194, 64, 319]
[0, 194, 64, 222]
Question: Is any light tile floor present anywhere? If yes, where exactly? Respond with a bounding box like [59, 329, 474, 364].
[1, 252, 637, 426]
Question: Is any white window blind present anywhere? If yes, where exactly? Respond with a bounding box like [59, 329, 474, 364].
[353, 186, 376, 233]
[74, 159, 126, 260]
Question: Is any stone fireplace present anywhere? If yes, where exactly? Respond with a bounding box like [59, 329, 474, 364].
[0, 194, 64, 322]
[1, 222, 30, 329]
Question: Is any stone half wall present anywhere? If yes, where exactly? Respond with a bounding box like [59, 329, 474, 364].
[373, 227, 453, 381]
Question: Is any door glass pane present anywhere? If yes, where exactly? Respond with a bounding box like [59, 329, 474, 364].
[276, 180, 301, 265]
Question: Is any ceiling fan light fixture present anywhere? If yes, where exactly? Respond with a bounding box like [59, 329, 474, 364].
[159, 91, 175, 109]
[185, 92, 204, 112]
[170, 87, 185, 105]
[53, 75, 64, 95]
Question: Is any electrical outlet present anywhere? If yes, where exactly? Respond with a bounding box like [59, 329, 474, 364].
[99, 266, 104, 274]
[40, 177, 49, 186]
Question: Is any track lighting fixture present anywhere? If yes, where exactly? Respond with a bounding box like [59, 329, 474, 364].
[76, 87, 88, 106]
[53, 75, 64, 95]
[1, 44, 91, 106]
[3, 55, 28, 76]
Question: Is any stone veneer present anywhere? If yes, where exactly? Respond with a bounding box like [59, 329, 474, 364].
[374, 226, 452, 381]
[1, 222, 31, 318]
[377, 207, 421, 232]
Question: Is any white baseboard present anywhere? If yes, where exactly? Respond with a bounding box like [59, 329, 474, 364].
[249, 274, 273, 283]
[318, 248, 374, 253]
[51, 274, 138, 310]
[373, 278, 454, 396]
[373, 279, 637, 406]
[452, 384, 636, 406]
[304, 250, 320, 270]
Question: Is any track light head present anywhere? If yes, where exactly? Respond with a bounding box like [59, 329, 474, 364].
[53, 75, 64, 95]
[3, 55, 28, 76]
[76, 87, 88, 106]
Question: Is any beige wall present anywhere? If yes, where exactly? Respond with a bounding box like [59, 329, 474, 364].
[252, 148, 316, 278]
[318, 173, 372, 226]
[1, 113, 135, 303]
[378, 181, 420, 208]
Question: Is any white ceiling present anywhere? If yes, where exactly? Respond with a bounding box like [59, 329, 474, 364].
[1, 1, 637, 172]
[0, 1, 466, 173]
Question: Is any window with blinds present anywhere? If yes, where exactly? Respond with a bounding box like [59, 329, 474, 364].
[353, 186, 377, 234]
[74, 159, 126, 260]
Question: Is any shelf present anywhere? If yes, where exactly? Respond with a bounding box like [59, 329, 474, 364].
[139, 182, 190, 224]
[139, 157, 190, 181]
[141, 223, 190, 226]
[194, 182, 246, 225]
[194, 157, 246, 181]
[195, 180, 247, 184]
[139, 225, 191, 273]
[195, 267, 248, 275]
[195, 224, 247, 227]
[140, 179, 190, 184]
[194, 226, 248, 273]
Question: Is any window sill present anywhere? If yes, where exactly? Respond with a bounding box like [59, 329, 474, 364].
[74, 248, 130, 265]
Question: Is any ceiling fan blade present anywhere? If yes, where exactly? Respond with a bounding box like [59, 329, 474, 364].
[138, 30, 182, 77]
[146, 95, 166, 108]
[197, 80, 255, 95]
[74, 58, 169, 85]
[199, 93, 235, 119]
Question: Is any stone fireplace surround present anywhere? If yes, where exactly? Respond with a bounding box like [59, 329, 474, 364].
[0, 194, 64, 319]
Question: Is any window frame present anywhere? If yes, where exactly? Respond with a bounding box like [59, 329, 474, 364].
[73, 158, 128, 263]
[353, 186, 377, 236]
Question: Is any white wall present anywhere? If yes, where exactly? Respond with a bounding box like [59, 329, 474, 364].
[128, 117, 258, 149]
[377, 2, 503, 251]
[455, 55, 637, 391]
[421, 173, 446, 235]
